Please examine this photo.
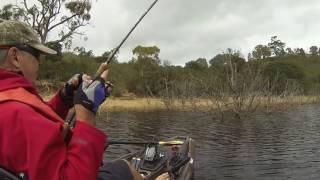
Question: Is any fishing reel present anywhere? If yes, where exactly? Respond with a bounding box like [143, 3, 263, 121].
[145, 145, 158, 161]
[139, 144, 166, 171]
[131, 145, 160, 171]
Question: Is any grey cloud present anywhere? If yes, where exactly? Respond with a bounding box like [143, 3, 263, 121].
[69, 0, 320, 65]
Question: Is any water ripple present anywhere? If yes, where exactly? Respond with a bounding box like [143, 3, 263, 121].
[97, 104, 320, 179]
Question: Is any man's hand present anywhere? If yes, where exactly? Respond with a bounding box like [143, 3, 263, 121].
[105, 81, 114, 97]
[60, 74, 82, 101]
[74, 70, 109, 125]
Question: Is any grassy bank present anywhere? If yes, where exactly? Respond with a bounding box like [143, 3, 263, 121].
[41, 87, 320, 113]
[100, 97, 212, 112]
[98, 95, 320, 113]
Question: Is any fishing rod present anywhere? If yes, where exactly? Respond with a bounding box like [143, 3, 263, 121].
[105, 140, 184, 149]
[107, 140, 184, 146]
[66, 0, 160, 126]
[95, 0, 160, 77]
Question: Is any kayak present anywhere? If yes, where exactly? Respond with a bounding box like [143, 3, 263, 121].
[98, 136, 195, 180]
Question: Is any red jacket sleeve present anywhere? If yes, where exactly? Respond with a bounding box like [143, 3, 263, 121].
[47, 90, 73, 119]
[0, 101, 107, 180]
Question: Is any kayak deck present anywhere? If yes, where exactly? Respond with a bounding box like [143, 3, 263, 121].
[99, 136, 195, 180]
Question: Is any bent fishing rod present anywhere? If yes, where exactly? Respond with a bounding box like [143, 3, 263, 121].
[66, 0, 160, 126]
[95, 0, 159, 77]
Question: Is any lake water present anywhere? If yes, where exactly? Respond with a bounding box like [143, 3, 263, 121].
[97, 105, 320, 180]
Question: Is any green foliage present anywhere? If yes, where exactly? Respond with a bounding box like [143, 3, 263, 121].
[0, 4, 14, 20]
[1, 0, 93, 48]
[261, 60, 305, 94]
[132, 45, 160, 60]
[5, 0, 320, 98]
[65, 1, 91, 19]
[209, 49, 246, 73]
[310, 46, 318, 56]
[32, 39, 320, 98]
[294, 48, 306, 56]
[39, 52, 99, 81]
[185, 58, 208, 71]
[45, 42, 63, 61]
[105, 62, 134, 97]
[0, 4, 23, 20]
[129, 58, 161, 96]
[252, 45, 271, 59]
[262, 61, 304, 81]
[73, 47, 94, 57]
[95, 49, 119, 63]
[286, 47, 294, 55]
[268, 36, 286, 56]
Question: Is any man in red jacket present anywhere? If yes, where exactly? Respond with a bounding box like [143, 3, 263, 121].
[0, 19, 140, 180]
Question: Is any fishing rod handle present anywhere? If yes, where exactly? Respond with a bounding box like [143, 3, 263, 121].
[95, 63, 109, 78]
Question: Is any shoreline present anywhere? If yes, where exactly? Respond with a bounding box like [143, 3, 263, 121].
[99, 96, 320, 112]
[38, 81, 320, 113]
[42, 91, 320, 113]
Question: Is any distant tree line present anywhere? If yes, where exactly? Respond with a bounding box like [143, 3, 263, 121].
[2, 1, 318, 97]
[249, 36, 320, 60]
[35, 36, 320, 99]
[34, 40, 320, 117]
[3, 1, 320, 117]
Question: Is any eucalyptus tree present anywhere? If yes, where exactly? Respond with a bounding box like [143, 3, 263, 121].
[268, 36, 286, 56]
[252, 44, 271, 59]
[185, 58, 208, 71]
[286, 47, 294, 55]
[0, 0, 92, 49]
[294, 48, 306, 56]
[131, 45, 162, 96]
[310, 46, 318, 56]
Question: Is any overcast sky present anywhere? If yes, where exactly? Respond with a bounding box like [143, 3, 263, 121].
[2, 0, 320, 65]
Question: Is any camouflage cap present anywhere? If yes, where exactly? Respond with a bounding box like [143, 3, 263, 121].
[0, 19, 57, 54]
